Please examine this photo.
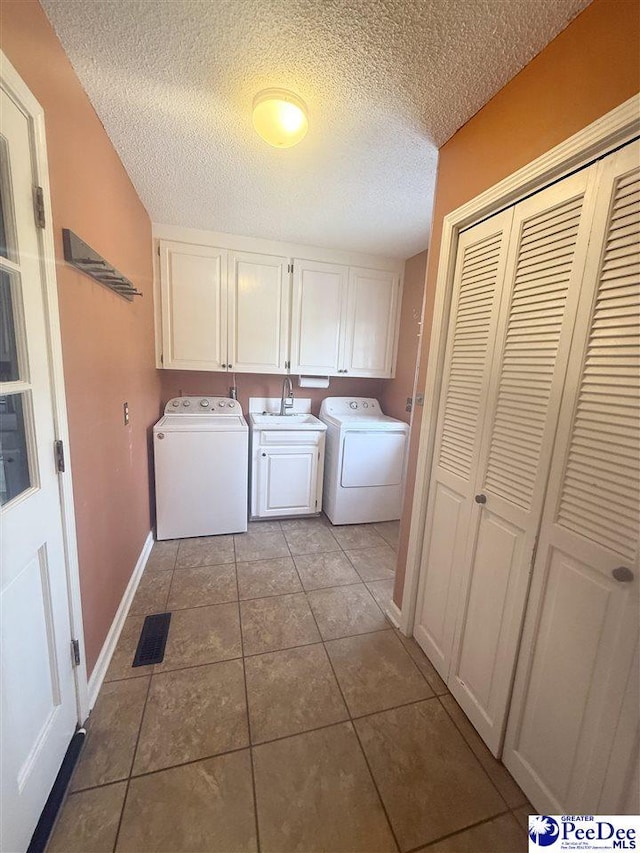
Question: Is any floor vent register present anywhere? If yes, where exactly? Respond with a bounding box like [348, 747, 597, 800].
[133, 612, 171, 667]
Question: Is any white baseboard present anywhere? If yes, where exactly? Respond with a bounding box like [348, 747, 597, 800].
[87, 531, 154, 709]
[385, 599, 402, 629]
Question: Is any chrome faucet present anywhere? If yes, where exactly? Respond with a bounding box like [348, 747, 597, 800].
[280, 375, 294, 415]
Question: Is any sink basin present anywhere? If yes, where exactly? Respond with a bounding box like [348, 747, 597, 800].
[251, 413, 326, 430]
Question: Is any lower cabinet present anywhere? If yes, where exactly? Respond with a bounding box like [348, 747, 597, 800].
[251, 431, 325, 518]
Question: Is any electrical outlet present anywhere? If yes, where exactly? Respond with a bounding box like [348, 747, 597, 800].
[123, 402, 130, 425]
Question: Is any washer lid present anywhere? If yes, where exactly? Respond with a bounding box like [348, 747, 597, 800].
[155, 413, 247, 432]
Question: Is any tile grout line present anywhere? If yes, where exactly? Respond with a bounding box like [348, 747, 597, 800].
[403, 807, 517, 853]
[233, 535, 263, 853]
[72, 697, 449, 796]
[110, 548, 179, 851]
[109, 674, 152, 853]
[434, 693, 514, 813]
[299, 545, 403, 853]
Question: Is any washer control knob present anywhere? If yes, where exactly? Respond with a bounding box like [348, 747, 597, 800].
[171, 400, 180, 407]
[200, 399, 209, 408]
[227, 402, 234, 407]
[182, 400, 191, 407]
[350, 401, 358, 409]
[218, 401, 226, 407]
[363, 402, 369, 408]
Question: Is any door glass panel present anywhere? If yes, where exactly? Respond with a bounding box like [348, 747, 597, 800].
[0, 393, 32, 506]
[0, 135, 17, 262]
[0, 270, 21, 381]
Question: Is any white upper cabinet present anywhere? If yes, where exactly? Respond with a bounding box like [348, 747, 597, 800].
[157, 236, 402, 377]
[344, 267, 400, 377]
[290, 259, 349, 375]
[228, 251, 289, 373]
[160, 241, 227, 370]
[290, 259, 400, 377]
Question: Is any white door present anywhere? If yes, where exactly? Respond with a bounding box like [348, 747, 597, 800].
[0, 88, 78, 852]
[503, 142, 640, 814]
[343, 267, 399, 378]
[447, 169, 598, 755]
[413, 210, 514, 677]
[290, 259, 348, 375]
[228, 251, 290, 374]
[258, 446, 319, 517]
[159, 240, 228, 370]
[341, 431, 407, 487]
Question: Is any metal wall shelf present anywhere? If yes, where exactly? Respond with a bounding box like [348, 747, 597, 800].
[62, 229, 142, 302]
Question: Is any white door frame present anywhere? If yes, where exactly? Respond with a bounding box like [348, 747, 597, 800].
[399, 94, 640, 636]
[1, 51, 89, 722]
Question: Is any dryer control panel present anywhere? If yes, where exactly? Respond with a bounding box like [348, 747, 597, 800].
[319, 397, 380, 416]
[164, 397, 242, 414]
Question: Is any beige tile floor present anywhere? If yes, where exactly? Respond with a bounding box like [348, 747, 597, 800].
[48, 516, 531, 853]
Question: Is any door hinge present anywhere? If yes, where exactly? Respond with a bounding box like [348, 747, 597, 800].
[71, 638, 81, 667]
[33, 186, 46, 229]
[54, 439, 65, 473]
[157, 244, 160, 256]
[160, 353, 164, 365]
[288, 262, 294, 274]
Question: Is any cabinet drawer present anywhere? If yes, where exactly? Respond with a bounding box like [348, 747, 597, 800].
[258, 430, 324, 446]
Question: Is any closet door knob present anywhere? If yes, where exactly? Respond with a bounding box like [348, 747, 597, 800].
[612, 566, 634, 583]
[474, 494, 487, 504]
[222, 363, 227, 368]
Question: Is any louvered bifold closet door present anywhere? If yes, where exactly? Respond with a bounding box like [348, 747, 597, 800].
[447, 167, 598, 756]
[503, 141, 640, 815]
[413, 211, 513, 675]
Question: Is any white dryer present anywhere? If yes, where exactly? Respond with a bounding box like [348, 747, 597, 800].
[319, 397, 409, 525]
[154, 397, 248, 540]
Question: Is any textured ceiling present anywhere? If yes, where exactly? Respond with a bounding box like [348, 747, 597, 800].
[42, 0, 591, 259]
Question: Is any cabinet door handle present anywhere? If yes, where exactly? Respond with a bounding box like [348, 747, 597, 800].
[222, 363, 227, 368]
[228, 364, 233, 369]
[261, 452, 267, 457]
[474, 494, 487, 504]
[612, 566, 634, 583]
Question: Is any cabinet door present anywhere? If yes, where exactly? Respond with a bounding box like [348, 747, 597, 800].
[413, 210, 514, 678]
[258, 446, 319, 517]
[503, 142, 640, 814]
[159, 241, 227, 370]
[447, 168, 597, 756]
[343, 267, 400, 377]
[290, 259, 348, 375]
[228, 251, 290, 374]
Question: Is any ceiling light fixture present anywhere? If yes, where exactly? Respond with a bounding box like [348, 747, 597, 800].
[252, 89, 308, 148]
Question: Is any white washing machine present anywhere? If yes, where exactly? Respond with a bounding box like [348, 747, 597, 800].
[154, 396, 248, 540]
[319, 397, 409, 525]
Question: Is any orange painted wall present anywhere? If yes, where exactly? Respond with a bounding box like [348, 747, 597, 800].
[1, 0, 162, 674]
[380, 250, 427, 424]
[159, 372, 386, 417]
[394, 0, 640, 604]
